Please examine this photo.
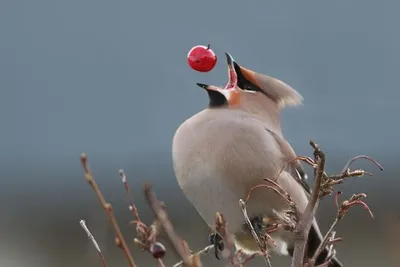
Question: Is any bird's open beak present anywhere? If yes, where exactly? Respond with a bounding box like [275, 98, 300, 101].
[195, 52, 240, 98]
[196, 83, 229, 98]
[196, 52, 262, 107]
[196, 83, 240, 106]
[224, 52, 262, 91]
[225, 52, 238, 89]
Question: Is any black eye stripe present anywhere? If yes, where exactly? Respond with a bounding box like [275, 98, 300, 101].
[207, 90, 227, 107]
[238, 81, 260, 92]
[234, 62, 262, 92]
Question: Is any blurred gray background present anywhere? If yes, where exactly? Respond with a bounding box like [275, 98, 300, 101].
[0, 0, 399, 266]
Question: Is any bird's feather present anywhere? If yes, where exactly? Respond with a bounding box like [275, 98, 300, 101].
[266, 128, 312, 195]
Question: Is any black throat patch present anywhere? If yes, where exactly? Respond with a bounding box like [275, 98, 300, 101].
[207, 90, 228, 108]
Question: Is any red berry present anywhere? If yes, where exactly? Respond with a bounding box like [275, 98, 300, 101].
[150, 242, 166, 259]
[187, 44, 217, 72]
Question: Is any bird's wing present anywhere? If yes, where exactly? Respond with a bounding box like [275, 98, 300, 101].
[266, 128, 312, 195]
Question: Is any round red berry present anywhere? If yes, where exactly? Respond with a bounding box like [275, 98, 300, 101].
[150, 242, 166, 259]
[187, 44, 217, 72]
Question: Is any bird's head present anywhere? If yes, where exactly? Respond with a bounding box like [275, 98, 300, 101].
[197, 52, 255, 108]
[198, 52, 303, 110]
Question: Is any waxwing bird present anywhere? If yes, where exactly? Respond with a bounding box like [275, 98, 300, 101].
[221, 53, 302, 134]
[221, 52, 308, 183]
[171, 53, 343, 267]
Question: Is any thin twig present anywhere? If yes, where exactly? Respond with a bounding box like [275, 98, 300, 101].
[246, 184, 293, 207]
[79, 219, 108, 267]
[214, 212, 236, 265]
[327, 231, 336, 258]
[80, 153, 137, 267]
[118, 169, 142, 222]
[275, 156, 317, 183]
[239, 199, 272, 267]
[340, 155, 383, 174]
[144, 184, 193, 266]
[310, 192, 374, 265]
[309, 218, 339, 265]
[172, 245, 214, 267]
[291, 141, 325, 267]
[118, 170, 167, 265]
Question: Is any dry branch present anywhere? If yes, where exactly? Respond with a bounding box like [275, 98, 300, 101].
[118, 169, 166, 265]
[309, 193, 374, 266]
[144, 184, 194, 266]
[172, 245, 214, 267]
[80, 153, 137, 267]
[290, 141, 382, 267]
[79, 219, 109, 267]
[291, 141, 325, 267]
[239, 199, 272, 267]
[78, 139, 382, 267]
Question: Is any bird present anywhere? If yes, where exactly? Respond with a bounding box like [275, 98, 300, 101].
[211, 52, 309, 183]
[172, 52, 343, 267]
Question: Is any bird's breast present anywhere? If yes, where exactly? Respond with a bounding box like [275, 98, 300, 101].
[172, 110, 291, 234]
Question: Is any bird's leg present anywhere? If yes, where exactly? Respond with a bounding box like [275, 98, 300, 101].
[208, 232, 224, 259]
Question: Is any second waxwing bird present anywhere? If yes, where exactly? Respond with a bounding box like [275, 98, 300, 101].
[172, 54, 343, 266]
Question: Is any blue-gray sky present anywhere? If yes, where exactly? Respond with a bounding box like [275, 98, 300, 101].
[0, 1, 399, 266]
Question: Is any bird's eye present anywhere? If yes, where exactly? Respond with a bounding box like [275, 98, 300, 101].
[245, 83, 255, 91]
[239, 81, 259, 92]
[234, 62, 262, 92]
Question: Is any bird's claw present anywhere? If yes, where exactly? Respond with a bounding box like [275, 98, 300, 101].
[208, 233, 224, 259]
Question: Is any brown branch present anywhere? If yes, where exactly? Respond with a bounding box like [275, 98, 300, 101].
[80, 153, 137, 267]
[243, 177, 304, 266]
[326, 231, 338, 261]
[291, 141, 325, 267]
[310, 193, 374, 265]
[246, 183, 294, 208]
[143, 184, 194, 266]
[275, 156, 317, 183]
[340, 155, 383, 174]
[309, 218, 340, 266]
[290, 141, 382, 267]
[118, 169, 142, 223]
[119, 170, 167, 265]
[239, 199, 272, 267]
[214, 212, 238, 266]
[79, 141, 383, 267]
